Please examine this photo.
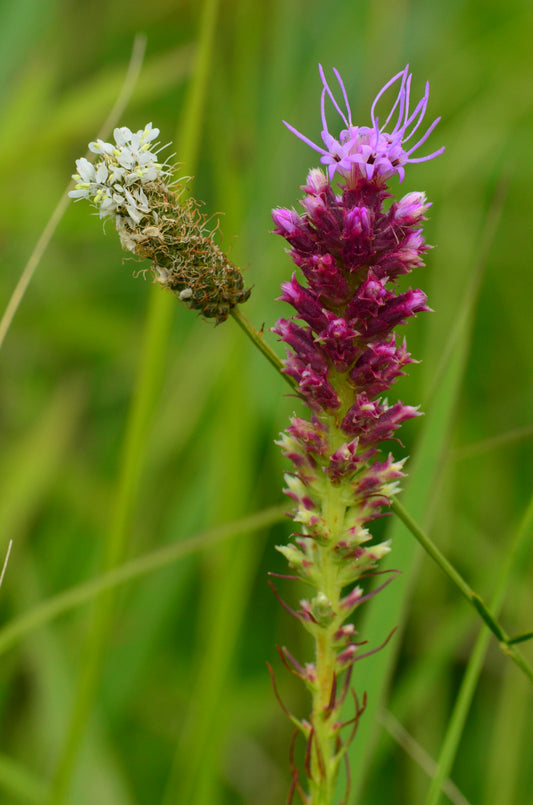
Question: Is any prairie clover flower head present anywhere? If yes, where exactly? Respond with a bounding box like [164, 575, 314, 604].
[284, 64, 444, 184]
[271, 66, 442, 800]
[69, 124, 250, 323]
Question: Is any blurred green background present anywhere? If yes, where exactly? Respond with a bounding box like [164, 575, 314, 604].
[1, 0, 532, 803]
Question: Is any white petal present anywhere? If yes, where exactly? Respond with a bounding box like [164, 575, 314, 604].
[128, 131, 143, 151]
[68, 188, 90, 199]
[142, 123, 159, 142]
[136, 187, 149, 206]
[110, 166, 125, 182]
[123, 171, 140, 186]
[141, 166, 159, 182]
[75, 158, 95, 181]
[124, 188, 137, 206]
[99, 197, 117, 216]
[114, 127, 133, 147]
[95, 162, 108, 183]
[89, 139, 114, 155]
[126, 205, 143, 224]
[118, 151, 135, 170]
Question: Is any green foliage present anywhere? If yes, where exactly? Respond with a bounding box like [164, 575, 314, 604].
[1, 1, 532, 803]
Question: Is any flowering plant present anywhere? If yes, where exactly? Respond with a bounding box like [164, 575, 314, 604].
[63, 58, 533, 805]
[66, 66, 448, 805]
[270, 64, 443, 804]
[69, 123, 250, 322]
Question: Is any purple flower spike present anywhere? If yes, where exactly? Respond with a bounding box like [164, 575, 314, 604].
[272, 66, 442, 803]
[284, 64, 444, 185]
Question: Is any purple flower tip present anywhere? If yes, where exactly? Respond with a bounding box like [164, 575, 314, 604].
[284, 64, 444, 185]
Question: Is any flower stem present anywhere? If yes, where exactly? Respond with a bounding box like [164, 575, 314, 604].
[309, 545, 343, 805]
[423, 490, 533, 805]
[230, 306, 297, 391]
[306, 409, 362, 803]
[391, 497, 533, 685]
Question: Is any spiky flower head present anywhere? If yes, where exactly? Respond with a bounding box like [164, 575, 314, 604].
[69, 124, 250, 323]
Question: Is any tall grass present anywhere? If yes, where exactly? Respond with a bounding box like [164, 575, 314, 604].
[0, 1, 532, 803]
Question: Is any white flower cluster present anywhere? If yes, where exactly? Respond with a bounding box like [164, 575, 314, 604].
[69, 123, 169, 225]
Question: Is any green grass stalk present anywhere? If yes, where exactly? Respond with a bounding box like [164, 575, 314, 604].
[391, 498, 533, 684]
[0, 34, 147, 351]
[0, 506, 285, 659]
[45, 3, 220, 801]
[0, 751, 47, 804]
[423, 492, 533, 805]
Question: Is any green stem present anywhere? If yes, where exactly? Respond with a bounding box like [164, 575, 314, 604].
[230, 306, 297, 391]
[241, 344, 363, 798]
[0, 34, 147, 352]
[47, 290, 176, 805]
[311, 622, 340, 805]
[305, 407, 364, 803]
[309, 540, 344, 803]
[391, 497, 533, 685]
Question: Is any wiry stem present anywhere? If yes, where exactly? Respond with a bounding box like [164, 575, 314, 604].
[0, 34, 147, 351]
[230, 306, 298, 391]
[392, 497, 533, 685]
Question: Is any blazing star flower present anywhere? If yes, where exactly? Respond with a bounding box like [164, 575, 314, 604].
[271, 66, 443, 803]
[284, 64, 444, 183]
